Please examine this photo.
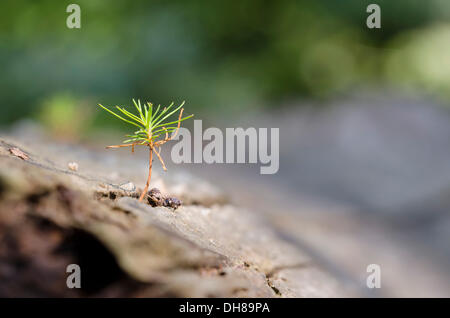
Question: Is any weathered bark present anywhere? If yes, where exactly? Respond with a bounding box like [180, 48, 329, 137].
[0, 136, 357, 297]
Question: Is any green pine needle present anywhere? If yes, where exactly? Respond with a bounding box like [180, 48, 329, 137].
[98, 99, 193, 145]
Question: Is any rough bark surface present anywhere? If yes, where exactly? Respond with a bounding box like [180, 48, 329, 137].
[0, 134, 358, 297]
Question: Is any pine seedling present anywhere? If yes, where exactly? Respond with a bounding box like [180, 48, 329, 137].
[98, 99, 193, 202]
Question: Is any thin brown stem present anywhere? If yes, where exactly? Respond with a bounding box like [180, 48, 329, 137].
[106, 142, 141, 153]
[106, 143, 134, 149]
[139, 146, 153, 202]
[154, 147, 167, 171]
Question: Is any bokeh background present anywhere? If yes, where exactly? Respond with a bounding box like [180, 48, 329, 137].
[1, 0, 450, 135]
[1, 0, 450, 296]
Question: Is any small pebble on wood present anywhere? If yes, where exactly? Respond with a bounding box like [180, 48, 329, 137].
[147, 188, 182, 210]
[67, 162, 79, 171]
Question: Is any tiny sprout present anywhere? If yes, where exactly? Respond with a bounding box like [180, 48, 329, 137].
[98, 99, 194, 202]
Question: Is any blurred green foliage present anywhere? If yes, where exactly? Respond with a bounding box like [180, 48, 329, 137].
[0, 0, 449, 136]
[37, 93, 92, 138]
